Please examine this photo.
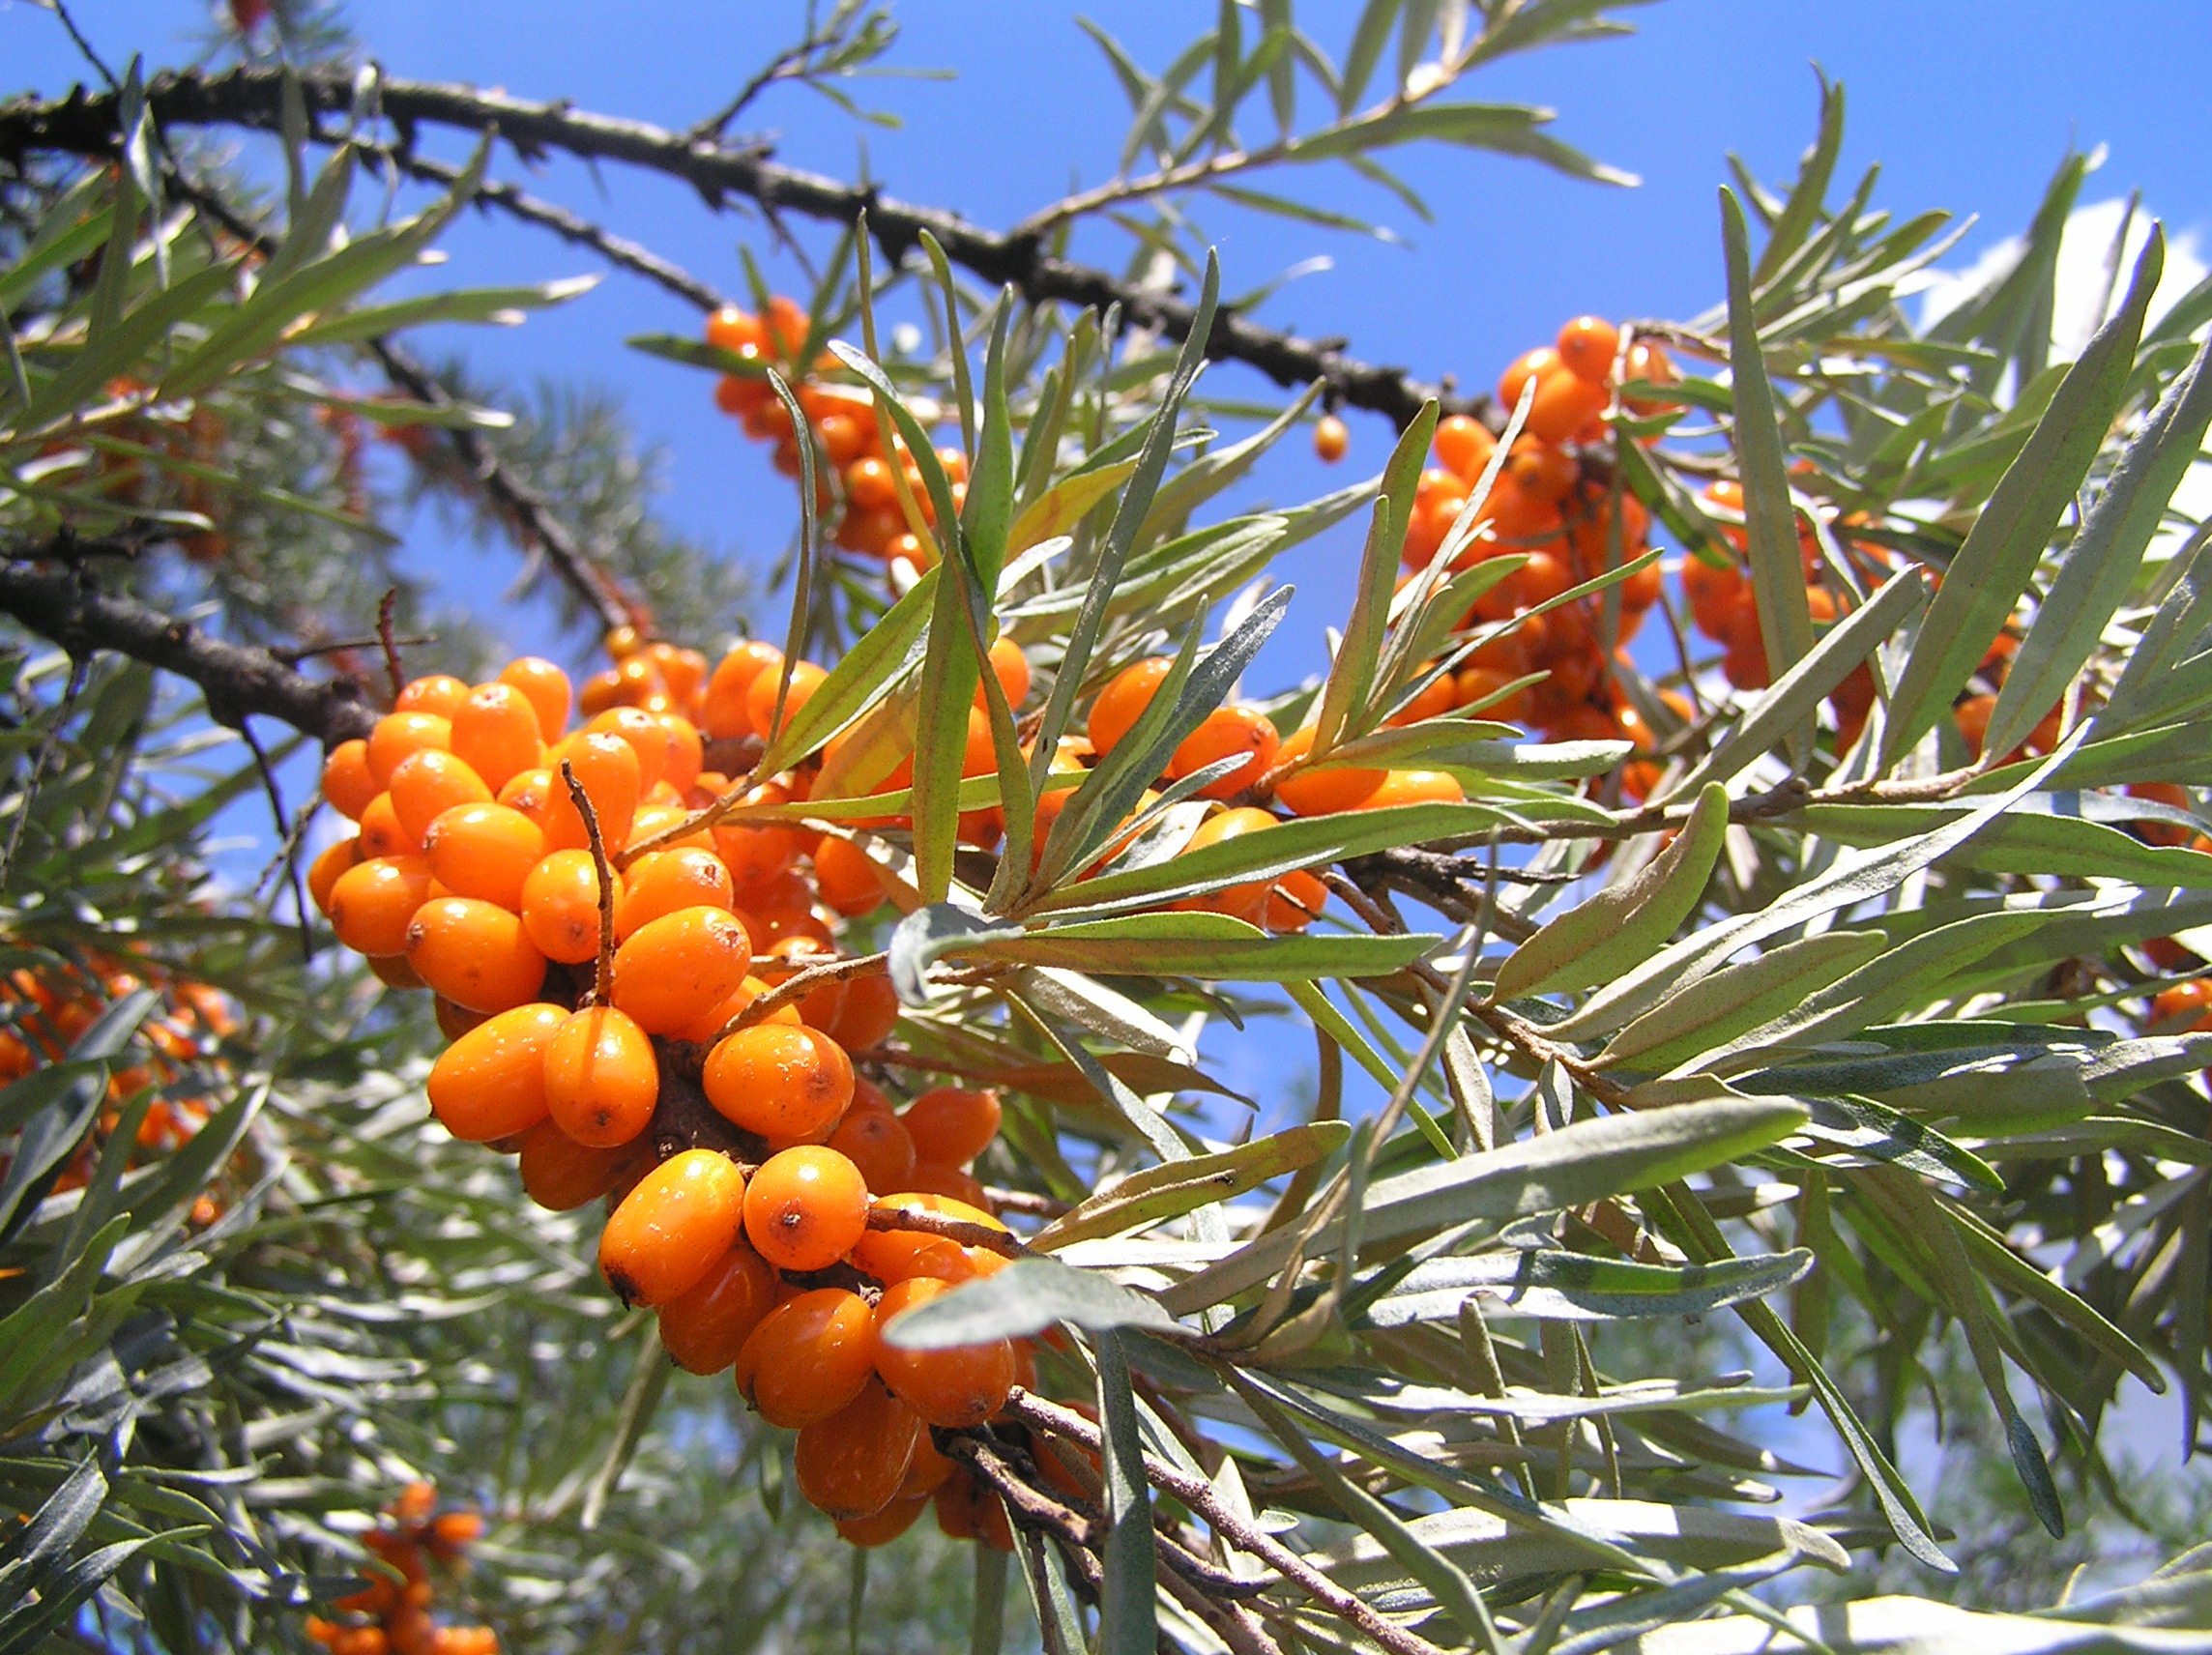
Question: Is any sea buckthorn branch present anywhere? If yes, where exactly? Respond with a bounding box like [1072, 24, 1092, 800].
[0, 551, 377, 746]
[719, 948, 888, 1038]
[863, 1200, 1030, 1260]
[557, 760, 619, 1004]
[0, 69, 1482, 427]
[1002, 1388, 1457, 1655]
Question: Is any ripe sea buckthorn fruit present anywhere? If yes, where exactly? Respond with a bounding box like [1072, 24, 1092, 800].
[795, 1379, 922, 1521]
[1087, 657, 1171, 754]
[612, 906, 754, 1035]
[599, 1148, 747, 1306]
[405, 898, 547, 1013]
[424, 802, 544, 912]
[657, 1239, 779, 1374]
[875, 1277, 1016, 1428]
[542, 1004, 658, 1147]
[426, 1003, 563, 1142]
[520, 849, 621, 965]
[743, 1145, 870, 1272]
[736, 1287, 877, 1428]
[703, 1022, 853, 1139]
[516, 1118, 637, 1211]
[899, 1087, 1001, 1170]
[327, 857, 433, 959]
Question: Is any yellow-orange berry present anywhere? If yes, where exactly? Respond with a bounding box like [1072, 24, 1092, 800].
[826, 973, 900, 1051]
[826, 1100, 917, 1195]
[1087, 657, 1171, 755]
[616, 847, 736, 940]
[515, 1117, 639, 1211]
[519, 848, 623, 965]
[704, 640, 784, 740]
[327, 856, 432, 957]
[395, 674, 470, 719]
[356, 792, 416, 859]
[365, 711, 451, 788]
[1269, 726, 1383, 816]
[404, 897, 548, 1012]
[307, 836, 359, 915]
[735, 1287, 876, 1428]
[322, 740, 381, 820]
[424, 802, 544, 912]
[451, 682, 545, 792]
[874, 1277, 1016, 1428]
[849, 1192, 1005, 1284]
[835, 1494, 928, 1548]
[610, 906, 754, 1035]
[541, 732, 641, 855]
[656, 1238, 779, 1374]
[899, 1088, 1001, 1170]
[702, 1023, 853, 1139]
[498, 656, 572, 740]
[587, 706, 671, 794]
[1169, 704, 1280, 799]
[598, 1147, 747, 1307]
[1555, 315, 1620, 382]
[388, 748, 492, 848]
[811, 835, 885, 916]
[796, 1379, 922, 1521]
[744, 1145, 870, 1272]
[426, 1002, 563, 1141]
[542, 1003, 659, 1148]
[1313, 413, 1349, 464]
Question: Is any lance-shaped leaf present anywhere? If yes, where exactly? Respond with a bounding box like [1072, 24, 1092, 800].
[1005, 459, 1137, 559]
[1993, 327, 2212, 759]
[1721, 189, 1815, 753]
[888, 904, 1024, 1006]
[1595, 930, 1887, 1072]
[881, 1256, 1182, 1349]
[284, 274, 600, 349]
[1312, 402, 1437, 751]
[963, 911, 1437, 981]
[1881, 230, 2165, 768]
[1033, 1121, 1352, 1250]
[753, 566, 940, 777]
[1356, 1246, 1814, 1327]
[1159, 1093, 1807, 1314]
[2099, 520, 2212, 737]
[1094, 1331, 1158, 1655]
[1492, 782, 1729, 1002]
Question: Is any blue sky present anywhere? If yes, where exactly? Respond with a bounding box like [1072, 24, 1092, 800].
[11, 0, 2212, 674]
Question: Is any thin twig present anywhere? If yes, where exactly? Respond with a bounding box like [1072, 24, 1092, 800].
[373, 589, 404, 697]
[864, 1201, 1030, 1259]
[715, 948, 887, 1039]
[559, 760, 618, 1005]
[0, 652, 88, 886]
[0, 68, 1486, 427]
[1002, 1389, 1455, 1655]
[239, 718, 313, 962]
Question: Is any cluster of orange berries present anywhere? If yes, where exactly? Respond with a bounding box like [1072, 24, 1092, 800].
[1, 954, 237, 1212]
[1394, 318, 1678, 784]
[310, 640, 1056, 1548]
[704, 297, 965, 579]
[306, 1482, 496, 1655]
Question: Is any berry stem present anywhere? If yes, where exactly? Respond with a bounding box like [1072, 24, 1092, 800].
[716, 949, 888, 1042]
[863, 1201, 1029, 1259]
[560, 759, 618, 1007]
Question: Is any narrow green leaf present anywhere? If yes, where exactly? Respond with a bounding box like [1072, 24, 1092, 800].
[884, 1257, 1179, 1350]
[1034, 1122, 1353, 1249]
[1883, 230, 2165, 768]
[1095, 1331, 1159, 1655]
[1720, 189, 1815, 751]
[1752, 73, 1845, 286]
[1493, 783, 1729, 1002]
[966, 911, 1436, 981]
[1594, 931, 1888, 1071]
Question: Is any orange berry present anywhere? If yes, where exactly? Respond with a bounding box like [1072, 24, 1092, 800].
[541, 732, 641, 854]
[449, 682, 545, 792]
[656, 713, 704, 794]
[1954, 693, 1997, 758]
[307, 836, 359, 915]
[598, 1147, 747, 1307]
[1313, 413, 1350, 464]
[356, 791, 416, 859]
[703, 641, 785, 740]
[404, 897, 548, 1012]
[826, 973, 899, 1051]
[327, 856, 433, 957]
[826, 1102, 917, 1194]
[1621, 338, 1678, 412]
[586, 706, 671, 794]
[519, 848, 623, 965]
[1506, 436, 1577, 505]
[796, 1379, 922, 1521]
[515, 1117, 639, 1211]
[396, 674, 469, 719]
[424, 802, 544, 912]
[657, 1237, 780, 1374]
[744, 1145, 870, 1272]
[735, 1287, 877, 1428]
[977, 636, 1033, 712]
[1168, 705, 1280, 799]
[610, 907, 754, 1035]
[706, 305, 767, 355]
[617, 847, 736, 940]
[1434, 414, 1498, 483]
[426, 1002, 563, 1142]
[899, 1088, 1001, 1170]
[677, 973, 801, 1043]
[1087, 657, 1172, 755]
[1498, 346, 1560, 413]
[874, 1277, 1016, 1428]
[1270, 725, 1383, 816]
[745, 658, 828, 741]
[2151, 977, 2212, 1025]
[388, 748, 492, 849]
[542, 1004, 659, 1147]
[811, 835, 885, 917]
[1355, 769, 1464, 809]
[1555, 315, 1620, 383]
[322, 739, 381, 820]
[365, 711, 451, 788]
[934, 1467, 1013, 1551]
[836, 1494, 929, 1548]
[497, 656, 572, 739]
[1524, 368, 1611, 446]
[703, 1022, 854, 1139]
[497, 765, 554, 826]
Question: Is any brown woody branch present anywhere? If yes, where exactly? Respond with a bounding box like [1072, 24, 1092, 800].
[0, 68, 1481, 428]
[0, 553, 376, 748]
